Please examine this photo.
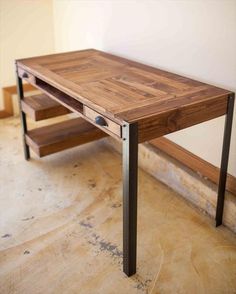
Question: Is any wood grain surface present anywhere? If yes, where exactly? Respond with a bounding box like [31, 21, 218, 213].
[16, 49, 233, 142]
[25, 117, 108, 157]
[21, 94, 71, 121]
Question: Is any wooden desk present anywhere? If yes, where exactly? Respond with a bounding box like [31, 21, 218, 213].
[16, 49, 235, 276]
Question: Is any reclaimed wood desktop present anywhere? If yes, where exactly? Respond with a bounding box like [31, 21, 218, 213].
[16, 49, 234, 277]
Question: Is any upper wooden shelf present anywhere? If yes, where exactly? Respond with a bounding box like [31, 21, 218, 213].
[21, 94, 70, 121]
[16, 49, 233, 142]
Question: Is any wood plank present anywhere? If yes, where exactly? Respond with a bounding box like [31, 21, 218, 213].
[2, 89, 13, 115]
[118, 86, 228, 122]
[149, 137, 236, 196]
[25, 118, 108, 157]
[0, 110, 11, 119]
[0, 88, 14, 118]
[21, 94, 71, 121]
[137, 94, 228, 142]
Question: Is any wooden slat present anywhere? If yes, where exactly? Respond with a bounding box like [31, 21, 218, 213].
[0, 88, 14, 118]
[21, 94, 71, 121]
[25, 118, 108, 157]
[137, 93, 228, 142]
[150, 137, 236, 196]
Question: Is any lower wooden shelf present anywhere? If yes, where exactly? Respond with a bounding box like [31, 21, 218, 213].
[25, 118, 108, 157]
[21, 94, 71, 121]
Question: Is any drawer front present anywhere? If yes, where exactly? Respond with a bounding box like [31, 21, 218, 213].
[18, 67, 35, 84]
[84, 106, 121, 138]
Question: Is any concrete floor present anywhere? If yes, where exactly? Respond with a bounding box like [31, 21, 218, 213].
[0, 117, 236, 294]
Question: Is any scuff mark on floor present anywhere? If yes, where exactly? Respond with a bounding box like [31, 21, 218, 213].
[111, 202, 121, 208]
[133, 276, 152, 292]
[1, 234, 11, 238]
[22, 216, 35, 221]
[98, 240, 123, 258]
[88, 179, 96, 188]
[81, 226, 123, 263]
[79, 220, 93, 229]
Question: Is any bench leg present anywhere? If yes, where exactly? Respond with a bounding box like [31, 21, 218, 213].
[16, 71, 30, 160]
[215, 93, 235, 226]
[122, 122, 138, 276]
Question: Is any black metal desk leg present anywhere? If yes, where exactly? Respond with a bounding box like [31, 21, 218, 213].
[16, 70, 30, 160]
[216, 93, 235, 226]
[122, 122, 138, 276]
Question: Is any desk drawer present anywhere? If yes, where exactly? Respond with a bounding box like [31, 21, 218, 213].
[18, 68, 35, 84]
[84, 106, 121, 138]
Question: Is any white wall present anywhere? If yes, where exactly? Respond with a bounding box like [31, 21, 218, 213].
[0, 0, 54, 107]
[53, 0, 236, 177]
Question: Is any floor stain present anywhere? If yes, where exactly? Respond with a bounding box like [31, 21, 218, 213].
[88, 233, 123, 261]
[79, 220, 93, 229]
[133, 277, 152, 292]
[88, 179, 96, 188]
[1, 234, 11, 238]
[99, 240, 123, 258]
[111, 202, 122, 208]
[21, 216, 35, 221]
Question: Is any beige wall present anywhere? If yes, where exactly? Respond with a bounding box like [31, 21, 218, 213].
[0, 0, 54, 107]
[53, 0, 236, 177]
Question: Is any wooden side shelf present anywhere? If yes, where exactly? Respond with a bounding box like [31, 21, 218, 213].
[25, 118, 108, 157]
[21, 94, 71, 121]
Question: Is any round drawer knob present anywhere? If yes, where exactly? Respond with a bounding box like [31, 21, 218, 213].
[22, 72, 29, 78]
[95, 116, 108, 127]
